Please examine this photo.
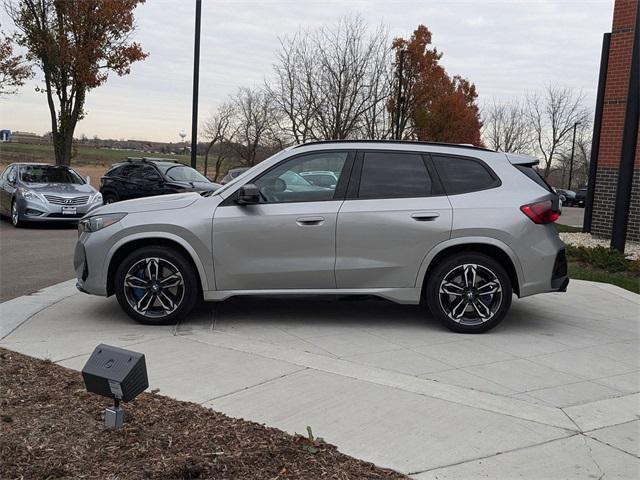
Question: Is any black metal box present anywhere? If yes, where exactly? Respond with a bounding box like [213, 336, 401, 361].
[82, 344, 148, 402]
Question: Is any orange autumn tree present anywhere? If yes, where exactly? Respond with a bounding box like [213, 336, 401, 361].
[5, 0, 148, 165]
[391, 25, 482, 145]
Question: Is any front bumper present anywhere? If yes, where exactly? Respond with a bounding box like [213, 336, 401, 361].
[17, 196, 102, 222]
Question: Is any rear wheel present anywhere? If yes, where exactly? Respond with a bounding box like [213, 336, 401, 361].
[426, 253, 512, 333]
[114, 246, 199, 325]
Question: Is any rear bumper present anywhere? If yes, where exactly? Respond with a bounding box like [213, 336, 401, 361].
[549, 249, 569, 292]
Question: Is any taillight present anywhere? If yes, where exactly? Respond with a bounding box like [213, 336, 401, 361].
[520, 200, 560, 224]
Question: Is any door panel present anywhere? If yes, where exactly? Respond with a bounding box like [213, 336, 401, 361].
[336, 197, 452, 288]
[213, 201, 342, 290]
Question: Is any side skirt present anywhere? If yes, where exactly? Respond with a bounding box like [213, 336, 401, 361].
[202, 287, 421, 305]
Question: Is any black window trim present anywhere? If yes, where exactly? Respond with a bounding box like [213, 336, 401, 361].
[430, 152, 502, 196]
[346, 149, 446, 201]
[220, 149, 356, 206]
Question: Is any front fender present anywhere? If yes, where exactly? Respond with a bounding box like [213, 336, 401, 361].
[103, 231, 211, 292]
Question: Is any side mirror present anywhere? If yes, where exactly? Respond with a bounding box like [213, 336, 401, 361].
[236, 184, 260, 205]
[85, 175, 91, 184]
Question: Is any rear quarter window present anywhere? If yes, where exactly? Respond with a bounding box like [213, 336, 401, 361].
[432, 155, 500, 195]
[514, 165, 554, 193]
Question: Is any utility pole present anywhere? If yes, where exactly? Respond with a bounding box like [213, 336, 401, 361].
[567, 121, 580, 190]
[394, 49, 405, 140]
[190, 0, 202, 169]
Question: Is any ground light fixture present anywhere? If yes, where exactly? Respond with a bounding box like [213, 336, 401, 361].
[82, 344, 148, 429]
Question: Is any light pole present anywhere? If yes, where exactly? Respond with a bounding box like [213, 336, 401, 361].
[394, 48, 406, 140]
[567, 121, 580, 190]
[190, 0, 202, 169]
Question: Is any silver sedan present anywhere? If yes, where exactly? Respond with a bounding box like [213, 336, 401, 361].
[0, 163, 103, 227]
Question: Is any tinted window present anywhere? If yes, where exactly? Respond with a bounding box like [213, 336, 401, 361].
[20, 165, 84, 184]
[139, 165, 162, 181]
[433, 156, 499, 195]
[514, 165, 554, 193]
[254, 151, 348, 203]
[106, 165, 126, 177]
[164, 165, 209, 182]
[358, 152, 432, 199]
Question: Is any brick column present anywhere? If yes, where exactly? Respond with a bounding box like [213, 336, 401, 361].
[591, 0, 640, 242]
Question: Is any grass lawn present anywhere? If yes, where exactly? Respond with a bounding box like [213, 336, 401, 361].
[0, 348, 405, 480]
[568, 263, 640, 294]
[555, 223, 583, 233]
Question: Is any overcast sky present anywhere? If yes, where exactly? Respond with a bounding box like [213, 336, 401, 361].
[0, 0, 613, 143]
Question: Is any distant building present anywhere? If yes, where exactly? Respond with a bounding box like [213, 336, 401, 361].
[585, 0, 639, 247]
[9, 131, 42, 144]
[0, 129, 10, 142]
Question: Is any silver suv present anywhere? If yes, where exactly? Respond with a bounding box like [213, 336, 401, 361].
[74, 141, 568, 333]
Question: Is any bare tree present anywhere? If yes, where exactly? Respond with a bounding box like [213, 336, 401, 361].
[482, 100, 532, 153]
[269, 16, 392, 142]
[231, 86, 276, 167]
[202, 102, 236, 180]
[527, 85, 589, 179]
[556, 123, 592, 189]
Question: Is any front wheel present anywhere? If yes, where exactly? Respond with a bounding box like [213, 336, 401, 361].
[114, 246, 199, 325]
[103, 192, 118, 204]
[11, 199, 23, 227]
[426, 253, 512, 333]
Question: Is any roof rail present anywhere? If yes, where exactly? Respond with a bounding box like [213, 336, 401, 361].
[125, 157, 184, 164]
[293, 139, 493, 152]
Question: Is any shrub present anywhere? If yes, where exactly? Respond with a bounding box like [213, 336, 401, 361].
[565, 245, 634, 273]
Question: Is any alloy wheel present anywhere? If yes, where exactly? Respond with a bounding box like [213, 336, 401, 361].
[438, 263, 502, 326]
[11, 201, 19, 226]
[123, 257, 185, 319]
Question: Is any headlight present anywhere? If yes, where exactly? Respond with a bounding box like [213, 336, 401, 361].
[90, 192, 103, 203]
[19, 188, 44, 202]
[79, 213, 126, 233]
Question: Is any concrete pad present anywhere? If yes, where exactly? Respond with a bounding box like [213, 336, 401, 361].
[523, 381, 623, 408]
[421, 369, 518, 396]
[563, 393, 640, 432]
[190, 331, 577, 431]
[529, 348, 636, 380]
[344, 348, 452, 376]
[208, 368, 569, 474]
[464, 358, 584, 393]
[414, 435, 640, 479]
[0, 279, 77, 340]
[586, 420, 640, 457]
[593, 371, 640, 394]
[411, 340, 516, 367]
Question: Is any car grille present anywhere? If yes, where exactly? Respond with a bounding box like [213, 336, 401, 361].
[44, 195, 89, 205]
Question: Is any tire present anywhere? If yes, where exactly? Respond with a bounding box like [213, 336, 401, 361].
[114, 246, 200, 325]
[103, 191, 118, 204]
[426, 252, 512, 333]
[11, 199, 23, 228]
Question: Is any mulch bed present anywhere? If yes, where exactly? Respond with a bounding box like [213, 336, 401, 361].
[0, 348, 406, 479]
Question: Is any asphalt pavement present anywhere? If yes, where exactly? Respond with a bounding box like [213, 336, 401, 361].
[559, 206, 585, 227]
[0, 218, 78, 302]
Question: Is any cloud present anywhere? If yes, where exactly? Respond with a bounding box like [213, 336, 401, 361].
[0, 0, 613, 142]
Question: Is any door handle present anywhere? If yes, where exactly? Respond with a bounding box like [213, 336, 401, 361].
[411, 212, 440, 221]
[296, 216, 325, 226]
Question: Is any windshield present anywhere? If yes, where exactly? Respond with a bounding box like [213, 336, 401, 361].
[164, 165, 209, 183]
[20, 165, 84, 184]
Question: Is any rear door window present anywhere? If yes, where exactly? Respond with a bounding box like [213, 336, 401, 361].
[432, 155, 500, 195]
[358, 152, 433, 199]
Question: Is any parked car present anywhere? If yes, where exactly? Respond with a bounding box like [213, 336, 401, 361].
[0, 163, 102, 227]
[299, 170, 339, 188]
[574, 188, 587, 207]
[556, 189, 577, 207]
[99, 158, 220, 204]
[220, 167, 249, 185]
[75, 141, 568, 333]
